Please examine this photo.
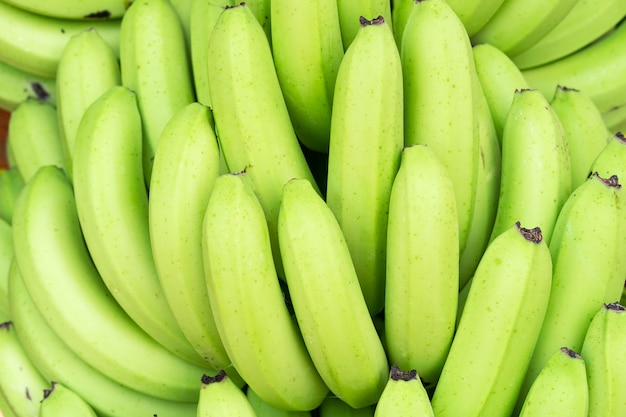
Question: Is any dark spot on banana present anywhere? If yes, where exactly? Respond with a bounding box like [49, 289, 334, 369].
[84, 10, 112, 19]
[30, 82, 49, 101]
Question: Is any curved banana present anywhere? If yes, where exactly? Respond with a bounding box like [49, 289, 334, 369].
[72, 85, 206, 367]
[511, 0, 626, 69]
[446, 0, 506, 37]
[8, 258, 199, 417]
[522, 19, 626, 115]
[459, 73, 502, 287]
[470, 0, 580, 57]
[384, 144, 458, 387]
[431, 221, 553, 417]
[12, 164, 214, 403]
[0, 391, 17, 417]
[0, 168, 24, 224]
[278, 177, 389, 409]
[390, 0, 411, 48]
[0, 1, 120, 78]
[550, 85, 609, 190]
[270, 0, 344, 153]
[197, 371, 257, 417]
[590, 131, 626, 180]
[1, 0, 130, 20]
[0, 59, 56, 112]
[336, 0, 392, 50]
[472, 42, 530, 142]
[207, 2, 320, 278]
[6, 98, 67, 182]
[401, 0, 479, 252]
[580, 302, 626, 417]
[202, 172, 329, 411]
[189, 0, 233, 107]
[39, 382, 97, 417]
[488, 88, 571, 245]
[0, 321, 48, 417]
[318, 396, 375, 417]
[148, 102, 236, 377]
[169, 0, 192, 50]
[518, 172, 626, 408]
[325, 15, 403, 315]
[602, 103, 626, 133]
[245, 0, 271, 42]
[119, 0, 195, 184]
[373, 366, 435, 416]
[246, 386, 312, 417]
[517, 347, 588, 417]
[0, 218, 13, 322]
[55, 28, 121, 180]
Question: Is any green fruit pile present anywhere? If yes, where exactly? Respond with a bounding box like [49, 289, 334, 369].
[0, 0, 625, 416]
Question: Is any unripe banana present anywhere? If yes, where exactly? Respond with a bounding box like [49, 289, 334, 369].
[55, 28, 121, 180]
[431, 221, 553, 417]
[0, 218, 13, 322]
[317, 396, 375, 417]
[401, 0, 479, 252]
[119, 0, 195, 184]
[0, 321, 48, 417]
[207, 3, 320, 278]
[278, 178, 389, 409]
[1, 0, 131, 20]
[148, 102, 236, 377]
[580, 302, 626, 417]
[519, 172, 626, 409]
[336, 0, 391, 50]
[6, 98, 67, 182]
[270, 0, 344, 153]
[0, 168, 24, 224]
[384, 144, 458, 386]
[445, 0, 507, 37]
[0, 59, 56, 112]
[325, 15, 403, 315]
[0, 391, 16, 417]
[390, 0, 411, 48]
[202, 172, 329, 411]
[373, 366, 435, 417]
[38, 382, 97, 417]
[472, 42, 530, 142]
[197, 371, 257, 417]
[590, 131, 626, 180]
[488, 88, 571, 245]
[517, 347, 589, 417]
[603, 104, 626, 134]
[246, 386, 312, 417]
[549, 85, 610, 190]
[72, 85, 206, 366]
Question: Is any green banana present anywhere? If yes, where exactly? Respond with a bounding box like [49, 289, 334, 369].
[472, 42, 530, 142]
[270, 0, 344, 153]
[511, 0, 626, 69]
[55, 28, 121, 180]
[390, 0, 411, 48]
[246, 386, 312, 417]
[336, 0, 391, 50]
[580, 302, 626, 417]
[8, 258, 199, 417]
[470, 0, 580, 57]
[522, 18, 626, 115]
[517, 347, 589, 417]
[278, 177, 389, 409]
[0, 59, 56, 112]
[446, 0, 507, 37]
[0, 218, 13, 322]
[119, 0, 195, 184]
[169, 0, 192, 51]
[148, 102, 240, 380]
[0, 390, 17, 417]
[550, 85, 610, 190]
[202, 172, 329, 411]
[431, 221, 553, 417]
[384, 144, 458, 387]
[373, 366, 435, 417]
[401, 0, 479, 252]
[0, 321, 48, 417]
[6, 98, 67, 182]
[12, 164, 214, 403]
[488, 88, 571, 245]
[197, 371, 257, 417]
[38, 382, 97, 417]
[518, 172, 626, 410]
[325, 15, 403, 315]
[317, 396, 375, 417]
[602, 103, 626, 133]
[0, 168, 24, 224]
[0, 0, 120, 78]
[1, 0, 131, 20]
[590, 131, 626, 180]
[206, 2, 320, 278]
[72, 85, 206, 366]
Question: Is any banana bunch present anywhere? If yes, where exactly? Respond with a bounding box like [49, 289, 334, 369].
[3, 0, 626, 415]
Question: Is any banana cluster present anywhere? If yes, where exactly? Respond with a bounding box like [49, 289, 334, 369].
[1, 0, 626, 416]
